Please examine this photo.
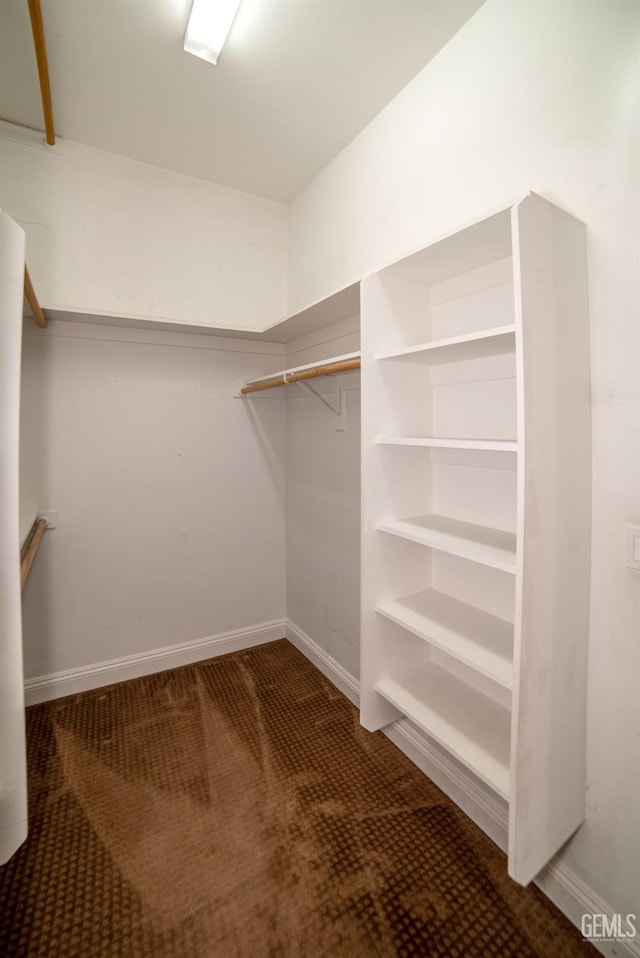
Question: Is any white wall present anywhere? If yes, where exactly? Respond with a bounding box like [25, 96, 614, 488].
[20, 320, 287, 679]
[284, 320, 361, 679]
[19, 318, 47, 546]
[0, 121, 287, 332]
[287, 0, 640, 924]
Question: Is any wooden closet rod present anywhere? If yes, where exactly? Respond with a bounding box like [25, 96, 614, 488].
[20, 517, 47, 590]
[27, 0, 55, 146]
[24, 265, 48, 328]
[241, 357, 360, 395]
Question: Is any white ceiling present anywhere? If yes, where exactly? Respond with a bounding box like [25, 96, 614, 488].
[0, 0, 484, 202]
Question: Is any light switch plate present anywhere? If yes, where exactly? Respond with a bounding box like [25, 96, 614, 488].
[625, 523, 640, 570]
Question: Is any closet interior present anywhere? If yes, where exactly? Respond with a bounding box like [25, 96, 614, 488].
[18, 192, 591, 889]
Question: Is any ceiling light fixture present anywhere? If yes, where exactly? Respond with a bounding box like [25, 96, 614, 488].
[183, 0, 242, 66]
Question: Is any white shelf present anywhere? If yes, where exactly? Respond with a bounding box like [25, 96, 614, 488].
[376, 588, 514, 689]
[377, 325, 516, 366]
[377, 436, 517, 452]
[377, 514, 517, 574]
[376, 661, 511, 799]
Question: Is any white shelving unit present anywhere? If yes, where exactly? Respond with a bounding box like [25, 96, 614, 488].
[360, 193, 591, 885]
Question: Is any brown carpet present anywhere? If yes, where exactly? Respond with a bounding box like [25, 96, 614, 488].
[1, 639, 595, 957]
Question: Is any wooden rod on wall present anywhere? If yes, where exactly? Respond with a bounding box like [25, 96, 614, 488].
[287, 358, 361, 383]
[24, 266, 48, 328]
[20, 517, 47, 590]
[27, 0, 55, 146]
[241, 374, 289, 395]
[241, 357, 360, 395]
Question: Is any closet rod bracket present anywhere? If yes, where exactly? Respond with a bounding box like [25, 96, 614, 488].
[292, 378, 346, 431]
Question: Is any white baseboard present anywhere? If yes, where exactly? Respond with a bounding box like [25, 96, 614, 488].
[285, 620, 639, 958]
[285, 619, 360, 706]
[24, 620, 286, 705]
[535, 861, 640, 958]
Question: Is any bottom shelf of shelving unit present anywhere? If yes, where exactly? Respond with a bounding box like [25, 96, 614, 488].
[376, 661, 511, 799]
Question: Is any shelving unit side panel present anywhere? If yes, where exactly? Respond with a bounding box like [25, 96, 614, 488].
[509, 193, 591, 885]
[361, 609, 432, 731]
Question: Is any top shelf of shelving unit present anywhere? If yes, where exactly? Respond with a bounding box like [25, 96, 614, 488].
[377, 325, 516, 366]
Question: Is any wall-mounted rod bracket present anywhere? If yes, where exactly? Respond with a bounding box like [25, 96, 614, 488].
[292, 378, 346, 431]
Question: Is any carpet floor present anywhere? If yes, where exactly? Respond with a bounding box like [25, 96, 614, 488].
[1, 639, 596, 957]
